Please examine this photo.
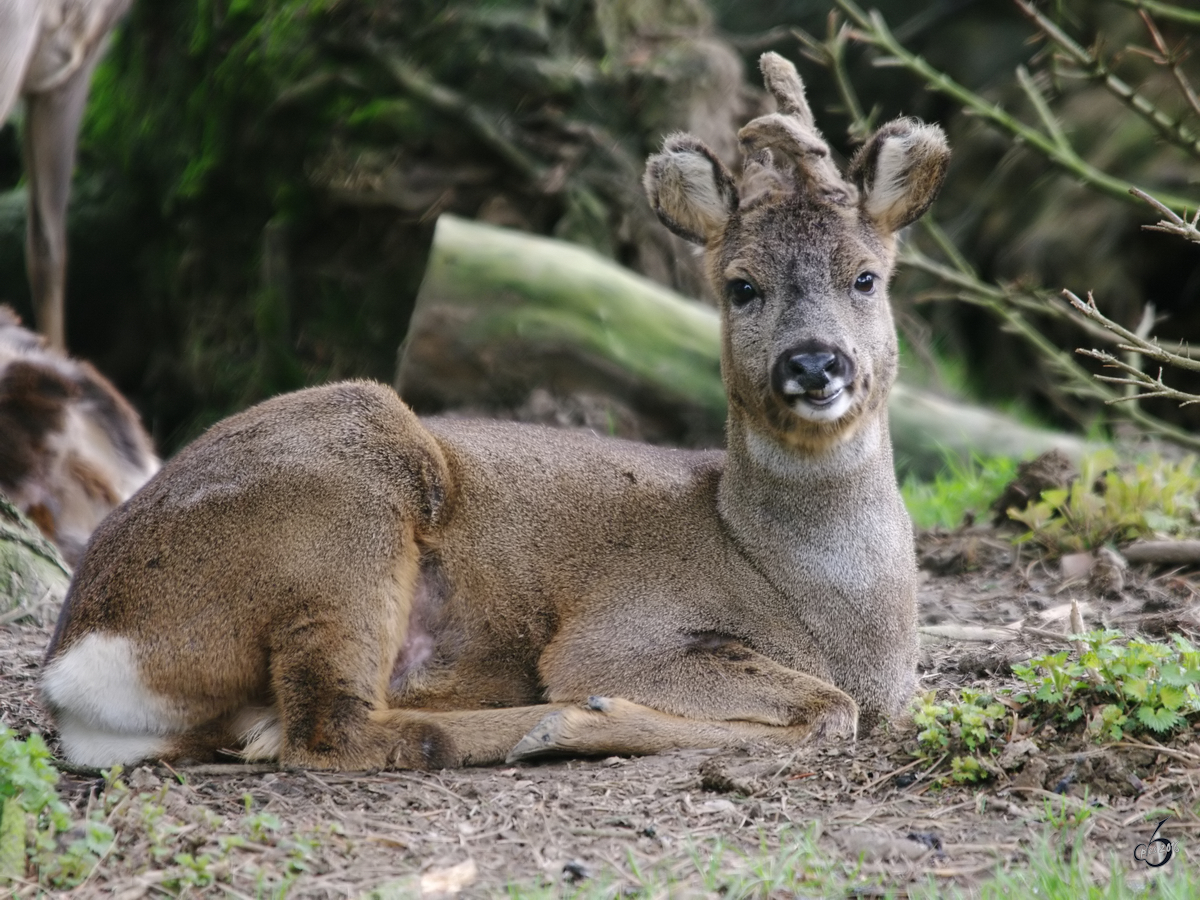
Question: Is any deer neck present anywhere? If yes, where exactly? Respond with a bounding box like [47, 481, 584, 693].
[717, 405, 901, 570]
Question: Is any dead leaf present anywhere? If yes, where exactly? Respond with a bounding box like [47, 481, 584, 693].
[420, 859, 478, 896]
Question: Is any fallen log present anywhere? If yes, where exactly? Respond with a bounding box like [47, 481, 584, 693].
[397, 215, 1096, 475]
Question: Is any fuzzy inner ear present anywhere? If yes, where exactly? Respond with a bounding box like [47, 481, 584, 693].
[643, 134, 737, 245]
[850, 119, 950, 234]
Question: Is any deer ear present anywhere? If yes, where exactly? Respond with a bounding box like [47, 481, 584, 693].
[850, 119, 950, 234]
[644, 133, 737, 245]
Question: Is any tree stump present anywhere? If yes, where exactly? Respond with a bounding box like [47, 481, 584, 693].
[0, 495, 70, 623]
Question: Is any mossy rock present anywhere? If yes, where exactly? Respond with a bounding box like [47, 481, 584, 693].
[0, 497, 71, 622]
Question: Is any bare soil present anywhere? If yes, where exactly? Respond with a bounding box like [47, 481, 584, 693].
[2, 524, 1199, 897]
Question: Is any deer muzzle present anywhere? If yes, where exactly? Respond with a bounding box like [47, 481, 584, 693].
[772, 343, 856, 422]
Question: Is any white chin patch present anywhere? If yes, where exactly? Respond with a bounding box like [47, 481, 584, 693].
[784, 382, 853, 423]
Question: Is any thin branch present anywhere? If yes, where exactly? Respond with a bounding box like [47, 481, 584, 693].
[902, 246, 1200, 448]
[902, 246, 1116, 406]
[1111, 0, 1200, 28]
[834, 0, 1199, 213]
[903, 242, 1122, 348]
[1082, 350, 1200, 407]
[1063, 289, 1200, 373]
[793, 16, 876, 143]
[1132, 186, 1200, 243]
[920, 217, 976, 279]
[1016, 0, 1200, 158]
[1136, 9, 1200, 122]
[1016, 65, 1071, 154]
[1123, 302, 1158, 409]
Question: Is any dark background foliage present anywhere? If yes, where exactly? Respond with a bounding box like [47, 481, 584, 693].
[0, 0, 1196, 452]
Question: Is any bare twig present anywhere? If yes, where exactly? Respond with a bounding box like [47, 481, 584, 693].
[834, 0, 1199, 213]
[903, 248, 1200, 447]
[1065, 290, 1200, 374]
[1132, 187, 1200, 243]
[1136, 9, 1200, 122]
[1015, 0, 1200, 157]
[1112, 0, 1200, 28]
[793, 15, 876, 142]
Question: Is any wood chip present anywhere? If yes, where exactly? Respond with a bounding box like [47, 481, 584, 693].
[1122, 540, 1200, 566]
[420, 859, 478, 895]
[919, 624, 1019, 642]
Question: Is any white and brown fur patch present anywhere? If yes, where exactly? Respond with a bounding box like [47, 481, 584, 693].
[0, 305, 159, 565]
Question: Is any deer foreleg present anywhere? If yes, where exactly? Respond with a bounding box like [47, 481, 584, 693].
[528, 619, 858, 758]
[506, 695, 853, 762]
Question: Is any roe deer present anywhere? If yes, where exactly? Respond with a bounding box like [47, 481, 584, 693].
[42, 54, 949, 769]
[0, 305, 158, 566]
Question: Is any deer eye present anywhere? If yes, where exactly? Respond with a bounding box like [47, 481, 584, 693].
[726, 279, 759, 308]
[854, 272, 877, 295]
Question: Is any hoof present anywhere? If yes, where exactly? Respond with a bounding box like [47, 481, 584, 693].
[505, 697, 618, 763]
[809, 691, 858, 742]
[506, 710, 569, 763]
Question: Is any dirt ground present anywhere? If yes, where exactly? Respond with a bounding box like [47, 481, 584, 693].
[2, 523, 1200, 897]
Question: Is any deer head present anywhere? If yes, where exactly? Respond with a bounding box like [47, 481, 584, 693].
[644, 53, 949, 455]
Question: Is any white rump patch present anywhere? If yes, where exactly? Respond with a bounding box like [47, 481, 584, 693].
[53, 711, 169, 767]
[42, 633, 183, 734]
[42, 633, 184, 766]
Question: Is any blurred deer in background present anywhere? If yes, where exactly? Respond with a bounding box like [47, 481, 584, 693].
[0, 0, 134, 351]
[0, 305, 158, 566]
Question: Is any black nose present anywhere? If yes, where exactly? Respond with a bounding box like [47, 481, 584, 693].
[773, 344, 854, 395]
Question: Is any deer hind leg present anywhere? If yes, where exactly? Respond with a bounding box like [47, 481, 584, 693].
[0, 5, 40, 124]
[249, 535, 432, 771]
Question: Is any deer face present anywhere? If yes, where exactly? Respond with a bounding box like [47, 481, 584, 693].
[644, 54, 949, 452]
[714, 196, 898, 447]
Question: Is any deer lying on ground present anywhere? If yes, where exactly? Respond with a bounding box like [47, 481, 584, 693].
[42, 54, 949, 769]
[0, 0, 134, 350]
[0, 305, 158, 566]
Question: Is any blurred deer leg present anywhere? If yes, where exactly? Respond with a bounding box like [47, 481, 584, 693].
[0, 4, 40, 124]
[23, 42, 105, 351]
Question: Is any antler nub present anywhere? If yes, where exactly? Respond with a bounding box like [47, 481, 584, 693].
[736, 54, 850, 205]
[759, 52, 815, 127]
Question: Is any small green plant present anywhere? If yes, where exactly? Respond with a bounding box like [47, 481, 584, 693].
[912, 689, 1007, 782]
[0, 727, 70, 882]
[1041, 794, 1094, 834]
[162, 852, 216, 891]
[1013, 630, 1200, 740]
[241, 794, 282, 844]
[1008, 451, 1200, 556]
[902, 454, 1019, 530]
